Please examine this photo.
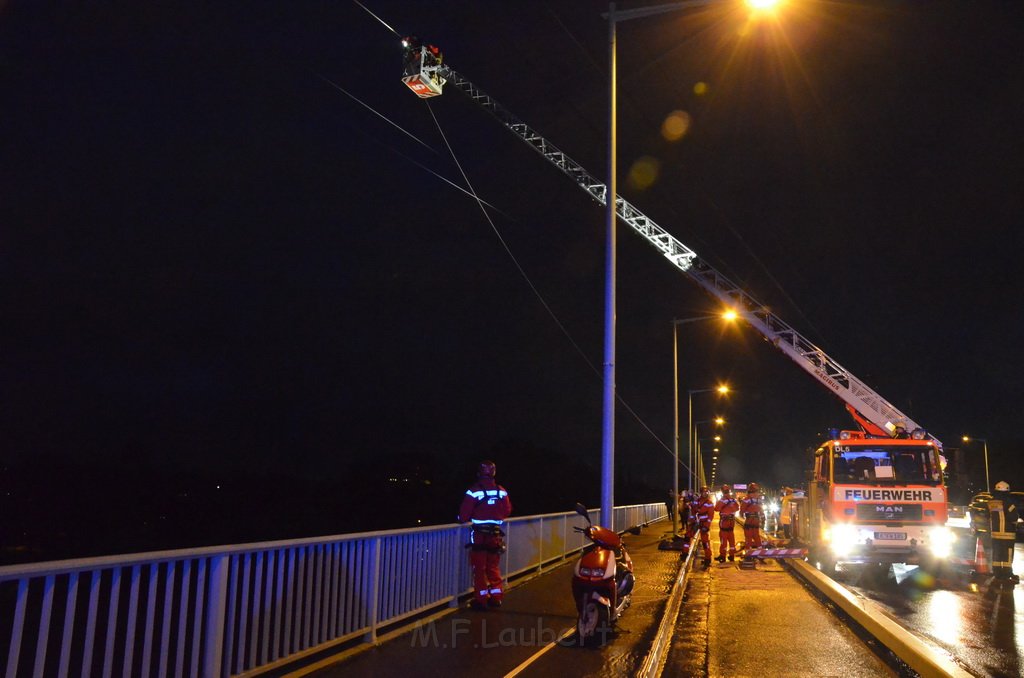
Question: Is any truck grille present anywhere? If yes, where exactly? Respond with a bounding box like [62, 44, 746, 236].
[856, 504, 923, 521]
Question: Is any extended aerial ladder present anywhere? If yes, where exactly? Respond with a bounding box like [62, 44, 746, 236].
[403, 48, 937, 445]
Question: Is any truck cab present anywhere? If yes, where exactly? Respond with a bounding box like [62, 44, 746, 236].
[795, 430, 953, 572]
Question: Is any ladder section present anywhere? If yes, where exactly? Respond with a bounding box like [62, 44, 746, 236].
[437, 66, 929, 440]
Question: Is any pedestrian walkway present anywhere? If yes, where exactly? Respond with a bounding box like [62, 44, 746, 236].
[293, 522, 686, 677]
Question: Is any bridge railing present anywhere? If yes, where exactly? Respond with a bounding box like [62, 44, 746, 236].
[0, 502, 666, 677]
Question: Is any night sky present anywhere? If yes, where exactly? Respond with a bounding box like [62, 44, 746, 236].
[4, 0, 1023, 541]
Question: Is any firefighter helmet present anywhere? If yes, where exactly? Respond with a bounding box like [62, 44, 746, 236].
[748, 482, 760, 493]
[477, 460, 496, 478]
[996, 480, 1010, 492]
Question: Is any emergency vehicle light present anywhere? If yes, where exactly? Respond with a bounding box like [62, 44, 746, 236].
[910, 428, 927, 440]
[839, 431, 851, 440]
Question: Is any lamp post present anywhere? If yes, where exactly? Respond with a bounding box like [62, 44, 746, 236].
[695, 433, 722, 488]
[688, 386, 729, 493]
[672, 317, 726, 535]
[601, 0, 776, 527]
[961, 435, 990, 494]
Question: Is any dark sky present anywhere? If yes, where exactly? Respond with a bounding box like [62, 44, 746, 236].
[4, 1, 1023, 502]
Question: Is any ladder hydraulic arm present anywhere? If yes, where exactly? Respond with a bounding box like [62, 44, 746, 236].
[430, 64, 935, 444]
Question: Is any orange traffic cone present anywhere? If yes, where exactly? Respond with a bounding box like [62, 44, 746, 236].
[972, 536, 990, 576]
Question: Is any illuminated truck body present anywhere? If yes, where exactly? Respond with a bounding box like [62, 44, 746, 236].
[795, 430, 952, 572]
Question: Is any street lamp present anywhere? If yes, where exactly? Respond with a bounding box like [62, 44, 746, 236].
[688, 385, 729, 493]
[671, 315, 732, 534]
[696, 434, 723, 488]
[961, 435, 990, 494]
[601, 0, 778, 527]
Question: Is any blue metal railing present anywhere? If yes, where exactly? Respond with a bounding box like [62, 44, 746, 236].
[0, 503, 666, 677]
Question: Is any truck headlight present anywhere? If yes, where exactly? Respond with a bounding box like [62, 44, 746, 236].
[928, 527, 956, 558]
[829, 524, 859, 557]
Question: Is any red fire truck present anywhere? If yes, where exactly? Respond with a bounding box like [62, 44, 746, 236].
[794, 429, 952, 573]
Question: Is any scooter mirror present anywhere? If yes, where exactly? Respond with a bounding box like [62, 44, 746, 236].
[574, 503, 591, 521]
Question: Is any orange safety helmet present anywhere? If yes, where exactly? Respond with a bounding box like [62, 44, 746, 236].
[477, 460, 497, 478]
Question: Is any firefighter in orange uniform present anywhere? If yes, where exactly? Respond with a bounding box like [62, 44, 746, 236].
[714, 484, 739, 562]
[458, 460, 512, 609]
[739, 482, 766, 553]
[695, 487, 716, 570]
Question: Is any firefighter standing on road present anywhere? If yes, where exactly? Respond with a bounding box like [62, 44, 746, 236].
[695, 487, 716, 569]
[681, 491, 697, 551]
[714, 485, 739, 562]
[779, 487, 795, 539]
[458, 460, 513, 609]
[989, 481, 1020, 585]
[740, 482, 766, 553]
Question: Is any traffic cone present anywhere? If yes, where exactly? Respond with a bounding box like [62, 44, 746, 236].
[971, 536, 990, 577]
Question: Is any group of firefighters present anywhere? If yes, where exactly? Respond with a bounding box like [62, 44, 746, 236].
[677, 483, 772, 570]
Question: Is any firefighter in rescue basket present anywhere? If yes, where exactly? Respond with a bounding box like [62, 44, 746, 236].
[458, 460, 513, 609]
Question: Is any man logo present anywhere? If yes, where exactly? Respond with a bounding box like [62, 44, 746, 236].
[874, 505, 904, 515]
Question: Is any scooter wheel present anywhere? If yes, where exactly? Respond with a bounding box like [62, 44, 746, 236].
[577, 598, 611, 647]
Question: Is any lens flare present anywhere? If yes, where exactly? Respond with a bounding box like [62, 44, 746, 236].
[661, 110, 691, 141]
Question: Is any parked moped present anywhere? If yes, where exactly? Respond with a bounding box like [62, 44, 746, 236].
[571, 503, 634, 646]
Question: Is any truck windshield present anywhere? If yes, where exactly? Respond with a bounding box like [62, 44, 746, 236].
[831, 445, 942, 485]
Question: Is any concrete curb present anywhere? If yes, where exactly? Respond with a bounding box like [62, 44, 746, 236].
[636, 537, 695, 678]
[789, 560, 973, 678]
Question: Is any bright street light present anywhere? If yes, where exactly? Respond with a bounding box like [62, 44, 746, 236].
[961, 435, 990, 494]
[688, 384, 730, 492]
[746, 0, 782, 10]
[603, 0, 777, 526]
[671, 312, 734, 534]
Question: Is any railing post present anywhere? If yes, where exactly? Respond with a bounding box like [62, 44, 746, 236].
[363, 538, 381, 643]
[536, 517, 544, 572]
[450, 526, 461, 608]
[202, 555, 229, 678]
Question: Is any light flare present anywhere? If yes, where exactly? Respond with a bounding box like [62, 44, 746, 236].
[661, 110, 692, 141]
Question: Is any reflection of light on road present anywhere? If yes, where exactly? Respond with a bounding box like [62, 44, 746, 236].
[892, 563, 914, 585]
[926, 591, 963, 645]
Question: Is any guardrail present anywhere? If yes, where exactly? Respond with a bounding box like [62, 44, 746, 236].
[0, 503, 666, 677]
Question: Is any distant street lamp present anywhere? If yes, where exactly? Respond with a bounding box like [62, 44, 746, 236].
[688, 385, 729, 493]
[672, 315, 734, 532]
[961, 435, 990, 494]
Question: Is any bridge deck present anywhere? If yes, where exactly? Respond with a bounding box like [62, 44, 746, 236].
[293, 523, 892, 677]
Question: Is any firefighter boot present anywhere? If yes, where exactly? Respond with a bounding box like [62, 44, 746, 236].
[715, 556, 726, 563]
[702, 559, 710, 570]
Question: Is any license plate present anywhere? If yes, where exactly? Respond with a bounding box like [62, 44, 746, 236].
[874, 532, 906, 541]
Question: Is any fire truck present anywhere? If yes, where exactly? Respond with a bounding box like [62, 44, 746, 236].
[793, 428, 951, 573]
[398, 41, 951, 571]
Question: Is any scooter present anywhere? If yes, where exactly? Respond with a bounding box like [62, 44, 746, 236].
[571, 503, 635, 646]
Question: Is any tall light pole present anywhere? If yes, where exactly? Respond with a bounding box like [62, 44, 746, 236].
[961, 435, 990, 493]
[695, 433, 722, 488]
[672, 316, 727, 535]
[601, 0, 777, 527]
[688, 385, 729, 493]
